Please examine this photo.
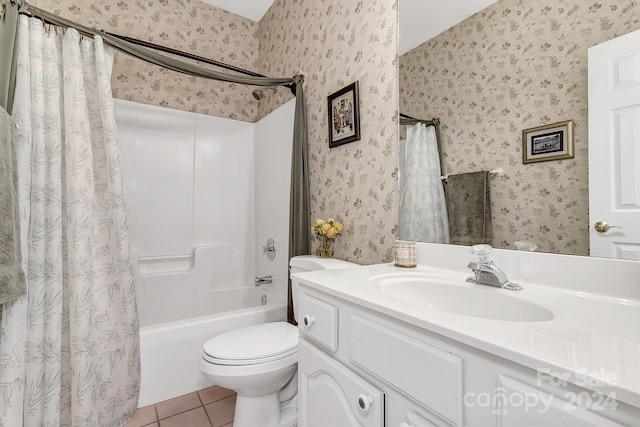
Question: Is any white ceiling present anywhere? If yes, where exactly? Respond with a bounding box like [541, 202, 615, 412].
[199, 0, 274, 22]
[399, 0, 498, 54]
[200, 0, 498, 54]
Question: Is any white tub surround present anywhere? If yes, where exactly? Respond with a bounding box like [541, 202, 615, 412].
[293, 243, 640, 426]
[117, 99, 296, 325]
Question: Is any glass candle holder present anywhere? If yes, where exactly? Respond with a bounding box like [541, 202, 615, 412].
[394, 241, 416, 268]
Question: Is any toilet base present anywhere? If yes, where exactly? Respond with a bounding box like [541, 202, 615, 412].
[234, 392, 297, 427]
[279, 405, 297, 427]
[234, 393, 278, 427]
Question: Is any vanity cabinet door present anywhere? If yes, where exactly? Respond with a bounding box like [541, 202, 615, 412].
[496, 375, 626, 427]
[299, 339, 384, 427]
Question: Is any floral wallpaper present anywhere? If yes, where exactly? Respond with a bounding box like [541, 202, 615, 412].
[258, 0, 399, 264]
[32, 0, 400, 264]
[31, 0, 263, 121]
[400, 0, 640, 256]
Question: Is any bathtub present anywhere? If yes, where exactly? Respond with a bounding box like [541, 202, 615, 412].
[138, 284, 287, 406]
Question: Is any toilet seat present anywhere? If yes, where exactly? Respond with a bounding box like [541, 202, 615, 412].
[202, 347, 298, 366]
[203, 322, 298, 366]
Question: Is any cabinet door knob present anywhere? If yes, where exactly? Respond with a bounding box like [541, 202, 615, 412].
[357, 394, 373, 412]
[302, 315, 315, 327]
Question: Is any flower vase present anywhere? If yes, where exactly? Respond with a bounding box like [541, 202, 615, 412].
[316, 236, 335, 258]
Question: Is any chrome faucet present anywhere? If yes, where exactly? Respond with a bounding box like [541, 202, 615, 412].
[255, 275, 273, 286]
[466, 245, 522, 291]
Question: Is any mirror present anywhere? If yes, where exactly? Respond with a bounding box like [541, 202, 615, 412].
[398, 0, 640, 258]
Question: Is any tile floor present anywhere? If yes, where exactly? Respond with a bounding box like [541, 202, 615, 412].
[125, 385, 237, 427]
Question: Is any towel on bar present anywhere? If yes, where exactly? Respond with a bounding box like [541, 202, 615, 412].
[445, 171, 493, 247]
[0, 106, 26, 305]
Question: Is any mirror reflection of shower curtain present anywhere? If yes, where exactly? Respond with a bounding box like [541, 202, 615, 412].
[399, 123, 450, 243]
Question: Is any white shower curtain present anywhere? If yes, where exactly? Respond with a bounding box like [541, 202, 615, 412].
[0, 17, 139, 427]
[399, 123, 450, 243]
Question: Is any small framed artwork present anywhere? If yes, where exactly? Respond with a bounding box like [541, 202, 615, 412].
[522, 120, 574, 164]
[328, 81, 361, 148]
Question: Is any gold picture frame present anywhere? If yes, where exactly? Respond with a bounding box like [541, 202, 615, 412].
[522, 120, 574, 164]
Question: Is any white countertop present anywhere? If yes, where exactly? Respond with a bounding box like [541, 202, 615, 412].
[294, 262, 640, 408]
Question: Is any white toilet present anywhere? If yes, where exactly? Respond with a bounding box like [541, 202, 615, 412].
[199, 255, 358, 427]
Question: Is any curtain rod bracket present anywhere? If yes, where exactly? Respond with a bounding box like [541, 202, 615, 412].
[399, 112, 440, 127]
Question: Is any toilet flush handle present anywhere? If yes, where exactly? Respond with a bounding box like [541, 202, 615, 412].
[302, 315, 315, 327]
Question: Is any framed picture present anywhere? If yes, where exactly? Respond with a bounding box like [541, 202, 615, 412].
[522, 120, 574, 164]
[328, 81, 361, 148]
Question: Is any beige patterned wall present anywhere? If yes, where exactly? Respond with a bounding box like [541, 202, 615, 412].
[400, 0, 640, 256]
[32, 0, 262, 121]
[258, 0, 399, 264]
[33, 0, 399, 264]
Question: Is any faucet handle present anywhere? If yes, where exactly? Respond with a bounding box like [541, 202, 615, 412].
[470, 244, 493, 264]
[262, 238, 276, 261]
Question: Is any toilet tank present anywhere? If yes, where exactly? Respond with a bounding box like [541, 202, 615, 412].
[289, 255, 358, 322]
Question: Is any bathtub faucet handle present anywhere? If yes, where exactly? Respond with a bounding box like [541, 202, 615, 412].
[255, 275, 273, 286]
[262, 238, 276, 261]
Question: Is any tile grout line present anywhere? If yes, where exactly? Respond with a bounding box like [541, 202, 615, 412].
[156, 394, 203, 422]
[153, 404, 160, 426]
[138, 388, 235, 427]
[197, 390, 215, 427]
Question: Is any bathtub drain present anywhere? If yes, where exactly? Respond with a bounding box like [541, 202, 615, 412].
[261, 294, 267, 305]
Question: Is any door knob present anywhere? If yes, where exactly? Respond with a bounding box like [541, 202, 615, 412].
[594, 221, 622, 233]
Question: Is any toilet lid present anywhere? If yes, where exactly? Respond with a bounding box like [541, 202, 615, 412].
[203, 322, 298, 365]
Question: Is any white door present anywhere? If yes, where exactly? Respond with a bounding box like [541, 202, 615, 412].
[588, 29, 640, 260]
[298, 339, 384, 427]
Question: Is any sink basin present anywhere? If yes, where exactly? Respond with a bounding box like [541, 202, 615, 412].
[372, 274, 554, 322]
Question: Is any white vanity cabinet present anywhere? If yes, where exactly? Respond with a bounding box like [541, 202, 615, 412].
[296, 285, 640, 427]
[299, 339, 384, 427]
[494, 375, 629, 427]
[298, 292, 384, 427]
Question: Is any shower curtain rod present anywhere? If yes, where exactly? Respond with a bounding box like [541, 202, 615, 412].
[106, 32, 296, 92]
[17, 6, 296, 93]
[399, 112, 440, 127]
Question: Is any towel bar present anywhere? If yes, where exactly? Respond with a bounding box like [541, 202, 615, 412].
[441, 168, 504, 181]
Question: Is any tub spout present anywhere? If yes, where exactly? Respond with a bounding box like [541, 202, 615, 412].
[255, 275, 273, 286]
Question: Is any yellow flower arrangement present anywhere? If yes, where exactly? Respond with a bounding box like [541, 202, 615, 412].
[311, 218, 343, 258]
